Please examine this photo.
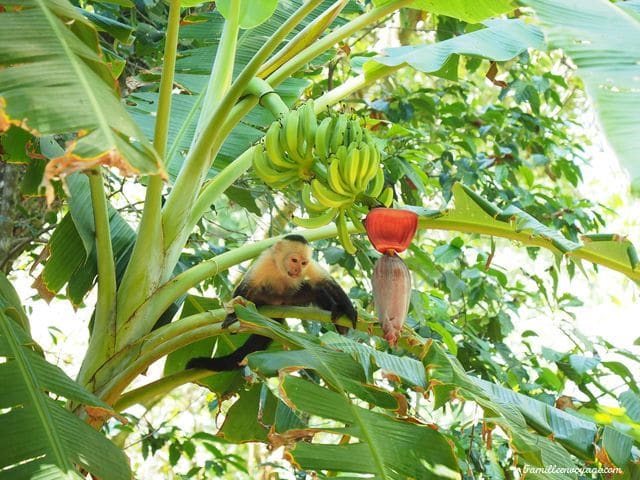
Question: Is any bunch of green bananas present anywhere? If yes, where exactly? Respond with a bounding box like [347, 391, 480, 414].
[252, 101, 393, 254]
[294, 140, 393, 255]
[253, 101, 318, 189]
[314, 114, 365, 161]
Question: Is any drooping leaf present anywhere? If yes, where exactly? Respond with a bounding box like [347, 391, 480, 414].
[321, 332, 428, 389]
[522, 0, 640, 187]
[0, 0, 162, 198]
[33, 172, 137, 306]
[475, 378, 597, 457]
[77, 7, 134, 44]
[370, 19, 544, 81]
[602, 426, 633, 467]
[281, 375, 461, 479]
[424, 342, 585, 473]
[415, 183, 640, 282]
[374, 0, 516, 23]
[218, 385, 277, 443]
[0, 273, 30, 333]
[217, 0, 278, 29]
[619, 390, 640, 423]
[0, 309, 130, 480]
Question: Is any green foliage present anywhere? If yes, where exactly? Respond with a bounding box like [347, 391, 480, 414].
[521, 0, 640, 188]
[0, 274, 130, 480]
[0, 0, 161, 185]
[1, 0, 640, 478]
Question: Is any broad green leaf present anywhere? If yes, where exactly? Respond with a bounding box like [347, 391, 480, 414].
[229, 309, 461, 478]
[475, 378, 597, 457]
[217, 0, 278, 29]
[620, 0, 640, 20]
[370, 19, 544, 81]
[34, 213, 87, 301]
[33, 172, 138, 306]
[602, 426, 633, 467]
[281, 375, 461, 479]
[218, 385, 277, 443]
[374, 0, 515, 23]
[241, 309, 401, 410]
[424, 342, 586, 472]
[568, 354, 599, 375]
[0, 312, 130, 480]
[521, 0, 640, 186]
[77, 7, 134, 44]
[619, 390, 640, 423]
[321, 332, 428, 388]
[0, 273, 30, 333]
[0, 0, 162, 195]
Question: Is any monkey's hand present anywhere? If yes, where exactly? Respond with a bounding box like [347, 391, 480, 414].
[221, 296, 250, 329]
[330, 303, 358, 334]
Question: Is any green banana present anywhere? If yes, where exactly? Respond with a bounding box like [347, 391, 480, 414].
[265, 121, 295, 169]
[366, 168, 384, 198]
[302, 183, 328, 213]
[336, 208, 357, 254]
[315, 117, 333, 160]
[328, 157, 354, 196]
[292, 207, 338, 229]
[335, 145, 348, 163]
[253, 146, 296, 188]
[350, 120, 363, 144]
[354, 144, 372, 191]
[344, 121, 353, 145]
[345, 147, 362, 190]
[378, 186, 394, 207]
[363, 145, 382, 190]
[288, 110, 308, 163]
[300, 100, 317, 159]
[330, 114, 347, 154]
[311, 179, 353, 209]
[346, 207, 366, 233]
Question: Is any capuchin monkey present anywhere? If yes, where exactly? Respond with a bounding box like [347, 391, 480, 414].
[186, 235, 357, 371]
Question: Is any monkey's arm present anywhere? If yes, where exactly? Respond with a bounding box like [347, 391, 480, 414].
[220, 279, 255, 329]
[291, 264, 357, 329]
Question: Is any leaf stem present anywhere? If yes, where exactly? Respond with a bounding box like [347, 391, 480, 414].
[161, 0, 324, 255]
[113, 369, 214, 411]
[192, 2, 241, 146]
[189, 145, 257, 226]
[258, 0, 349, 78]
[244, 77, 290, 118]
[267, 0, 412, 86]
[314, 64, 402, 112]
[77, 170, 117, 386]
[115, 0, 181, 337]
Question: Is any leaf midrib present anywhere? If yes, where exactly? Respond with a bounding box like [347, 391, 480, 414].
[35, 0, 118, 152]
[0, 313, 73, 471]
[305, 348, 389, 478]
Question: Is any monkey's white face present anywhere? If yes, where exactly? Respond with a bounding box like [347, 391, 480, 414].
[284, 252, 309, 279]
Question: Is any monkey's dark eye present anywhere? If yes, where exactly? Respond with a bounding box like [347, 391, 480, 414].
[301, 261, 308, 266]
[292, 258, 298, 263]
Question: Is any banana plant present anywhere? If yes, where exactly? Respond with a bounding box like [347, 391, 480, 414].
[1, 0, 639, 478]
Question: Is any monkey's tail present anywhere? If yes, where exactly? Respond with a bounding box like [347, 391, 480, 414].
[185, 334, 273, 371]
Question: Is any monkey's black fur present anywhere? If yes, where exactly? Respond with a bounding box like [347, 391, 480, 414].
[186, 238, 356, 372]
